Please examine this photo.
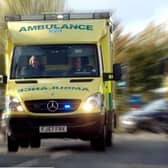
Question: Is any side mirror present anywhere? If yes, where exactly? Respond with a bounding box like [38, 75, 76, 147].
[113, 64, 122, 81]
[103, 64, 122, 81]
[103, 73, 113, 81]
[0, 75, 7, 84]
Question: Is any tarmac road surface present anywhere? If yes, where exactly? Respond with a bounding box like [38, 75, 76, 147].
[0, 133, 168, 168]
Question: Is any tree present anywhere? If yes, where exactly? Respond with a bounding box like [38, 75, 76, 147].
[115, 22, 168, 92]
[0, 0, 65, 74]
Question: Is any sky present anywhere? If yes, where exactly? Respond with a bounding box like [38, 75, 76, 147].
[67, 0, 168, 34]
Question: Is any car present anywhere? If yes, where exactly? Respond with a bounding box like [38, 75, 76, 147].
[119, 99, 168, 133]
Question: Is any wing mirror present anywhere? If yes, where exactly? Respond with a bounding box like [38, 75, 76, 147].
[103, 64, 122, 81]
[0, 75, 7, 84]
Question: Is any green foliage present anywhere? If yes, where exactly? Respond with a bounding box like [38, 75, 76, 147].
[115, 23, 168, 93]
[0, 0, 65, 74]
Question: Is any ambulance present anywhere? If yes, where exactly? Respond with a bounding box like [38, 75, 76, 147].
[0, 12, 121, 152]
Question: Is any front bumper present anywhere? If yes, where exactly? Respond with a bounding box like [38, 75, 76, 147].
[5, 113, 105, 140]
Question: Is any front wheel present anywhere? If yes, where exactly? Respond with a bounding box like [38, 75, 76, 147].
[7, 136, 19, 152]
[90, 126, 106, 151]
[19, 139, 29, 148]
[30, 138, 41, 148]
[106, 131, 112, 147]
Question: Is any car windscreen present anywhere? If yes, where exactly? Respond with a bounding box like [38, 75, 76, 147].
[10, 44, 99, 79]
[142, 99, 168, 114]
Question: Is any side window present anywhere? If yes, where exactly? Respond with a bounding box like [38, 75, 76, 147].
[100, 46, 104, 72]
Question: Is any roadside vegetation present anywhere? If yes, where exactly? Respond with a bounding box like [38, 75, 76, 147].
[0, 0, 168, 114]
[114, 23, 168, 112]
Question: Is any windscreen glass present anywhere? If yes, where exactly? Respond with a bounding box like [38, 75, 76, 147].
[11, 44, 99, 79]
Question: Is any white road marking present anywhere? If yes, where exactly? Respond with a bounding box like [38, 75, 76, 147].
[11, 159, 39, 167]
[49, 151, 72, 159]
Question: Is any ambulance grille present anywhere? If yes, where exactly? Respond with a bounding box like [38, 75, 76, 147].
[25, 99, 81, 113]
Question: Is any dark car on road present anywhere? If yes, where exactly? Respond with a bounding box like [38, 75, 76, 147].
[120, 99, 168, 133]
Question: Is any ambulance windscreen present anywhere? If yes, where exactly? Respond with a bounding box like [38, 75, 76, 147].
[11, 44, 99, 79]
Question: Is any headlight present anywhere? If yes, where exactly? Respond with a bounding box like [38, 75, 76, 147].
[6, 96, 24, 112]
[83, 92, 103, 112]
[120, 116, 136, 126]
[121, 119, 136, 126]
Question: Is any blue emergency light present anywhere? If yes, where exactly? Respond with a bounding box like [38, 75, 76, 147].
[64, 104, 72, 110]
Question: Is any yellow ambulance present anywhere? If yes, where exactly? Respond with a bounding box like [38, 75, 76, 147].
[0, 12, 121, 152]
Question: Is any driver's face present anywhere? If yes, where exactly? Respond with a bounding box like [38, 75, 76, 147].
[73, 58, 81, 68]
[30, 56, 39, 67]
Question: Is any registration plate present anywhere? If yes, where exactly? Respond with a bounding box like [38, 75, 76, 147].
[39, 126, 67, 133]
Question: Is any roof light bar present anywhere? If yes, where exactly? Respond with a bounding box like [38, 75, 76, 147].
[45, 14, 70, 20]
[21, 14, 44, 21]
[70, 13, 93, 19]
[4, 12, 110, 21]
[93, 12, 110, 19]
[5, 15, 21, 21]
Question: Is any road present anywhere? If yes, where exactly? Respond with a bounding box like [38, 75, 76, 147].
[0, 133, 168, 168]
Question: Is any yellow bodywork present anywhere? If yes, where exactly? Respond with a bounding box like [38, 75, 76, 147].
[7, 20, 107, 44]
[7, 78, 104, 116]
[5, 17, 114, 118]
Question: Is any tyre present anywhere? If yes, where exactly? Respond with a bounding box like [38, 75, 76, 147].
[149, 120, 162, 133]
[19, 139, 29, 148]
[126, 128, 137, 134]
[106, 131, 112, 147]
[7, 136, 19, 152]
[30, 138, 40, 148]
[90, 126, 106, 151]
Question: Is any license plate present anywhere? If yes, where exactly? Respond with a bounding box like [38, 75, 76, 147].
[39, 126, 67, 133]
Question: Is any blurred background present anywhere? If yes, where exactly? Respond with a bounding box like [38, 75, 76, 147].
[0, 0, 168, 133]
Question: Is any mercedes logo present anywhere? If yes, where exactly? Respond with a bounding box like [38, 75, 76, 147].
[47, 100, 59, 112]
